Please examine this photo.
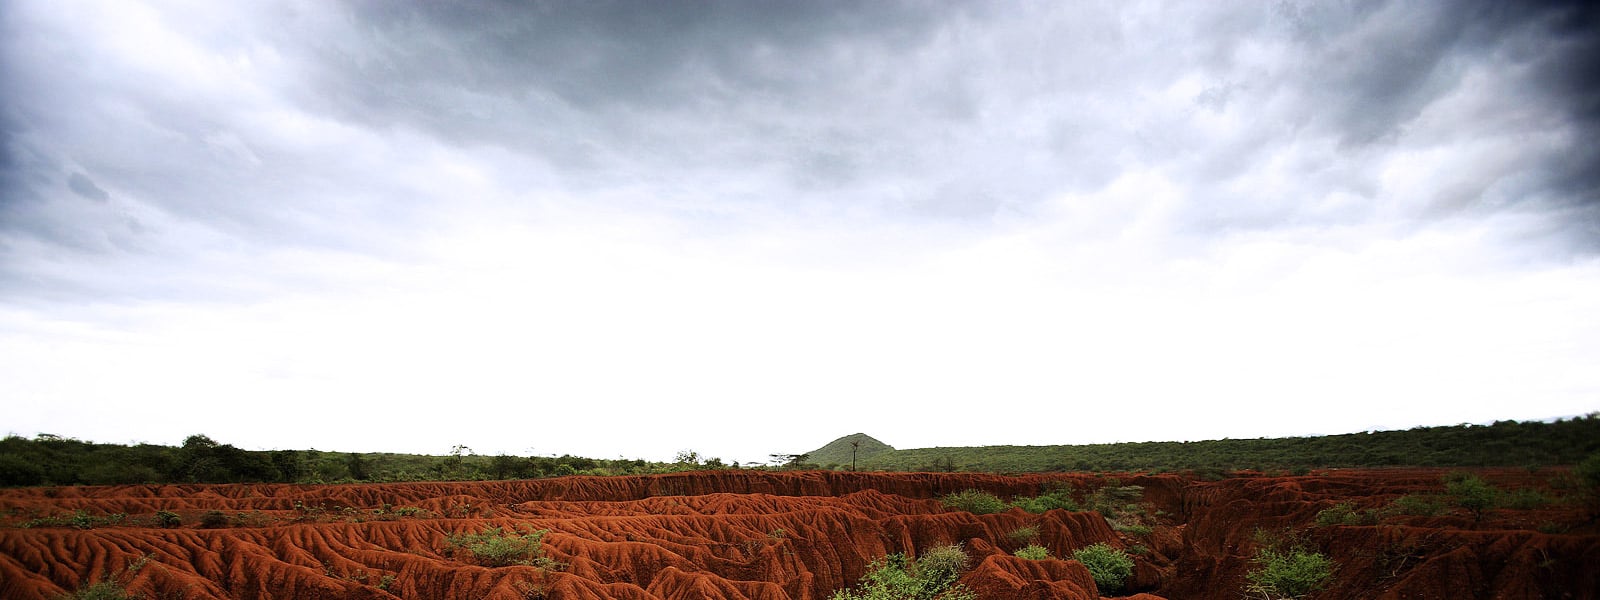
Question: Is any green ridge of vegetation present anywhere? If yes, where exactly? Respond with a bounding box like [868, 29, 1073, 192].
[4, 414, 1596, 487]
[0, 434, 724, 487]
[838, 414, 1600, 473]
[805, 433, 895, 471]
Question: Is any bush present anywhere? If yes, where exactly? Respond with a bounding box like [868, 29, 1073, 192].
[446, 525, 560, 569]
[1244, 546, 1334, 599]
[58, 554, 150, 600]
[1386, 494, 1446, 517]
[1012, 483, 1079, 513]
[23, 510, 126, 530]
[59, 581, 137, 600]
[1071, 543, 1133, 594]
[1113, 522, 1154, 536]
[1445, 473, 1497, 522]
[1577, 451, 1600, 516]
[940, 489, 1008, 515]
[154, 511, 181, 528]
[830, 549, 976, 600]
[1498, 488, 1550, 510]
[199, 510, 230, 529]
[1577, 451, 1600, 490]
[1014, 544, 1050, 560]
[1006, 525, 1039, 544]
[1086, 485, 1144, 519]
[1313, 502, 1377, 526]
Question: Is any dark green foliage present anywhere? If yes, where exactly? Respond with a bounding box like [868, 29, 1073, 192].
[173, 435, 279, 483]
[1071, 543, 1134, 594]
[0, 451, 46, 486]
[830, 547, 976, 600]
[940, 489, 1008, 514]
[0, 433, 723, 487]
[344, 453, 368, 481]
[198, 510, 229, 529]
[825, 415, 1600, 472]
[1577, 451, 1600, 489]
[154, 511, 181, 528]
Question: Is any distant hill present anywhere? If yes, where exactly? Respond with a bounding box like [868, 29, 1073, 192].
[805, 433, 894, 469]
[807, 415, 1600, 473]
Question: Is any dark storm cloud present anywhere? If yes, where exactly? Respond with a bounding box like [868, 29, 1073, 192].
[3, 0, 1599, 305]
[285, 2, 951, 173]
[1288, 1, 1599, 196]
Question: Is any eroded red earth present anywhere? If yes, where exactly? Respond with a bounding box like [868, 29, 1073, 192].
[1, 469, 1595, 599]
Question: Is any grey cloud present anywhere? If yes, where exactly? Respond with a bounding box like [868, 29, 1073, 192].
[4, 0, 1600, 305]
[67, 172, 109, 202]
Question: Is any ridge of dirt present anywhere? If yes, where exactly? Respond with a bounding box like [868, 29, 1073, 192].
[2, 469, 1595, 599]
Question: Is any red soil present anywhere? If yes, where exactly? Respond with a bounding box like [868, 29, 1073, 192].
[0, 469, 1594, 599]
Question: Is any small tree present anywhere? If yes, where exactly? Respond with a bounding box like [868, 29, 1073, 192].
[1445, 473, 1497, 523]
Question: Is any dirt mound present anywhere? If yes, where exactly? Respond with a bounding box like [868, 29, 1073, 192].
[1, 469, 1595, 599]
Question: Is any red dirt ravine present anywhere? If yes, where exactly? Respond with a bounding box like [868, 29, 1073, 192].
[1, 469, 1595, 599]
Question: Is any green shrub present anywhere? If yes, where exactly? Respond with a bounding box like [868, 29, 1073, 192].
[1577, 451, 1600, 490]
[1086, 485, 1144, 519]
[1498, 488, 1550, 510]
[57, 554, 149, 600]
[1071, 542, 1134, 594]
[1113, 522, 1153, 536]
[1577, 451, 1600, 517]
[58, 580, 136, 600]
[1244, 546, 1334, 599]
[916, 544, 970, 590]
[445, 525, 560, 569]
[1006, 525, 1040, 544]
[1013, 544, 1050, 560]
[1012, 483, 1079, 513]
[1313, 502, 1378, 526]
[830, 549, 976, 600]
[23, 510, 126, 530]
[940, 489, 1008, 515]
[154, 511, 181, 529]
[198, 510, 229, 529]
[1445, 473, 1497, 522]
[1386, 494, 1446, 517]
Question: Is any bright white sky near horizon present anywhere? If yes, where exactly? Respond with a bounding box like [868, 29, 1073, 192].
[2, 1, 1598, 465]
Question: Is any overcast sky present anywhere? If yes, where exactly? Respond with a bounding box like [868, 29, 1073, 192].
[3, 1, 1597, 464]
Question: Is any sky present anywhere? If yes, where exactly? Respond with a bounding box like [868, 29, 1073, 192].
[2, 1, 1598, 465]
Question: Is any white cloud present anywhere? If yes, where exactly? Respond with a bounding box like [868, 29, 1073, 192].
[2, 0, 1596, 460]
